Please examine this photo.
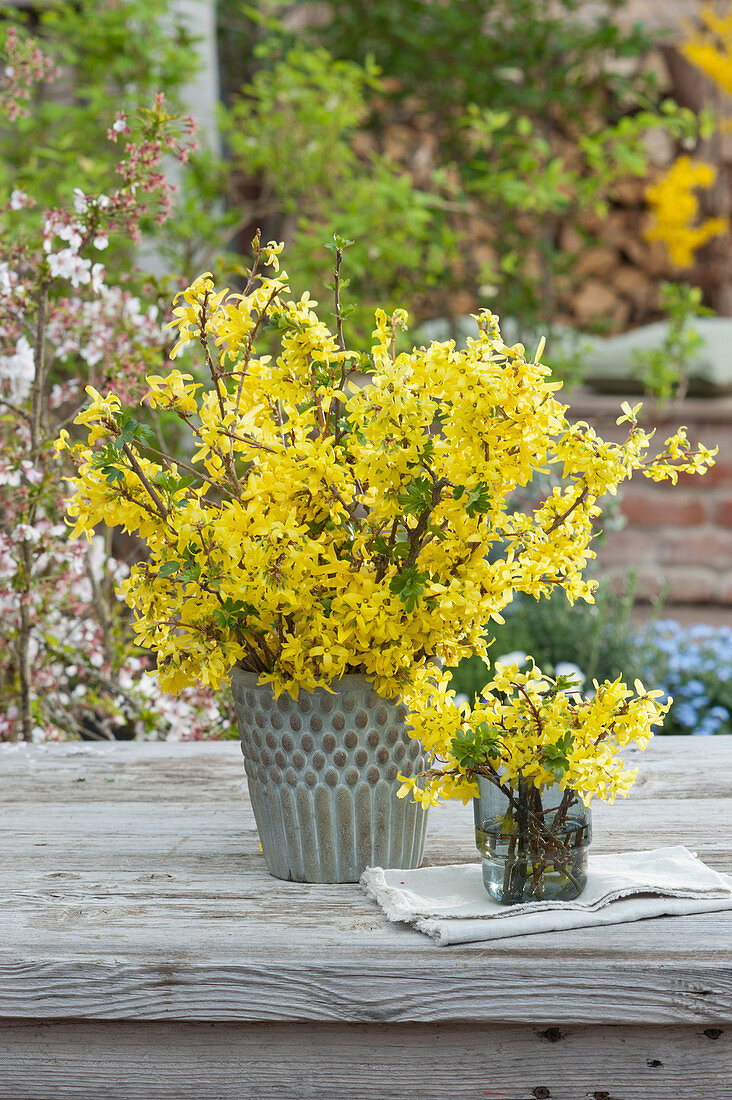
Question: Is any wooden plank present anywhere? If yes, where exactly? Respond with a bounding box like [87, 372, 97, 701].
[0, 737, 728, 801]
[0, 741, 247, 804]
[0, 952, 729, 1025]
[0, 739, 730, 1028]
[1, 797, 730, 869]
[0, 1019, 729, 1099]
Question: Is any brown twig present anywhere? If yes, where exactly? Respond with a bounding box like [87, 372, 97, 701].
[0, 394, 32, 423]
[121, 441, 168, 520]
[513, 680, 545, 740]
[543, 484, 591, 536]
[196, 288, 227, 420]
[233, 284, 282, 419]
[134, 440, 236, 498]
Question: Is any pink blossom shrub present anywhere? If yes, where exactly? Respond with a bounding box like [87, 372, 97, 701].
[0, 26, 234, 742]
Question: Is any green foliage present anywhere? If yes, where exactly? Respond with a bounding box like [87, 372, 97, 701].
[450, 672, 586, 780]
[454, 482, 492, 518]
[223, 40, 458, 334]
[397, 478, 433, 516]
[455, 93, 702, 334]
[157, 154, 241, 273]
[216, 0, 282, 106]
[542, 729, 575, 777]
[631, 282, 714, 404]
[1, 1, 196, 201]
[305, 0, 654, 136]
[389, 566, 427, 613]
[278, 0, 706, 357]
[462, 98, 705, 303]
[451, 721, 502, 769]
[226, 46, 379, 209]
[1, 0, 236, 273]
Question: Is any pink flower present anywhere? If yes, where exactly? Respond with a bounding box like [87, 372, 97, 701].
[43, 213, 82, 254]
[20, 460, 43, 485]
[13, 523, 41, 545]
[56, 221, 83, 251]
[0, 335, 34, 401]
[91, 263, 106, 294]
[0, 462, 21, 488]
[47, 249, 91, 288]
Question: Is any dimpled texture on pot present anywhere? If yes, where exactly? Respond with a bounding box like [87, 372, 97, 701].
[231, 668, 429, 882]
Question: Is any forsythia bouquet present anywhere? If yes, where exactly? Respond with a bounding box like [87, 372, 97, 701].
[59, 240, 715, 707]
[401, 659, 670, 901]
[400, 660, 669, 807]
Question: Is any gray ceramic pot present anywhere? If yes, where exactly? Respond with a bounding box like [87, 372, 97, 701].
[231, 668, 429, 882]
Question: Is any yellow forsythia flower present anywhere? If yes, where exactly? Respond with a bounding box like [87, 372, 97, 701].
[644, 155, 728, 267]
[681, 4, 732, 98]
[61, 246, 716, 705]
[400, 661, 670, 807]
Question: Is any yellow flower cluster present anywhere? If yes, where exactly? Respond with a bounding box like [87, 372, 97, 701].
[644, 155, 728, 267]
[399, 661, 669, 807]
[643, 3, 732, 267]
[681, 4, 732, 98]
[59, 244, 716, 701]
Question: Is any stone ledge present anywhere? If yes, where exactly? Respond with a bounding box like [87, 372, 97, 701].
[567, 389, 732, 426]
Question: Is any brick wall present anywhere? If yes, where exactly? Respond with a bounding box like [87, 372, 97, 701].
[568, 393, 732, 604]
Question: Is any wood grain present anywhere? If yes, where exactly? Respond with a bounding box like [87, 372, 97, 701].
[0, 1019, 729, 1100]
[0, 738, 730, 1096]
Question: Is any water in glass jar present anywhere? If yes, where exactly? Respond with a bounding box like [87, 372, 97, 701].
[476, 814, 590, 904]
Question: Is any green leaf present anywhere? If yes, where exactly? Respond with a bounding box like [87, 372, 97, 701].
[389, 565, 426, 613]
[159, 560, 181, 577]
[135, 423, 156, 444]
[427, 523, 447, 541]
[451, 721, 502, 769]
[371, 534, 392, 558]
[463, 482, 492, 518]
[542, 730, 574, 775]
[178, 562, 201, 583]
[554, 673, 584, 694]
[397, 476, 432, 516]
[213, 597, 258, 629]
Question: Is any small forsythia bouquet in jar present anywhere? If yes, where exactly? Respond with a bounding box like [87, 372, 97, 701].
[58, 238, 715, 704]
[400, 660, 670, 902]
[401, 660, 668, 807]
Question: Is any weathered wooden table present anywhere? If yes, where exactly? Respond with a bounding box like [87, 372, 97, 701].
[0, 738, 730, 1100]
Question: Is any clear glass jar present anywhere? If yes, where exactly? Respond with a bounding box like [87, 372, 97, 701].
[474, 774, 591, 904]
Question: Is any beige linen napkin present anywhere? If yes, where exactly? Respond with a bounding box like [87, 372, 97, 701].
[360, 846, 732, 946]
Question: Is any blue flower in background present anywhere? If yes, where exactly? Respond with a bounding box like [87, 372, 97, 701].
[680, 678, 706, 698]
[674, 702, 699, 728]
[637, 620, 732, 736]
